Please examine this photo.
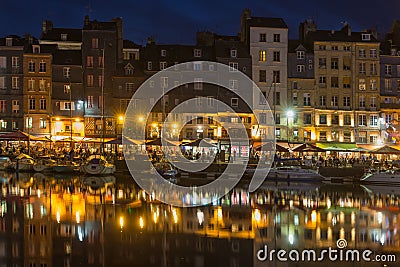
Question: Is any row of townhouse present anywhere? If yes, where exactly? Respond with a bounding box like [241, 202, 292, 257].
[1, 11, 400, 145]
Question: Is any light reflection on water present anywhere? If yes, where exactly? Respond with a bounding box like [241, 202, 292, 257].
[0, 171, 399, 267]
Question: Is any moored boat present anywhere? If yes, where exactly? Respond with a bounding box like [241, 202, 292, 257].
[11, 154, 35, 171]
[80, 155, 116, 175]
[361, 170, 400, 183]
[0, 156, 12, 170]
[33, 156, 57, 172]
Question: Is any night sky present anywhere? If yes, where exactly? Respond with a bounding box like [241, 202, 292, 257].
[1, 0, 400, 44]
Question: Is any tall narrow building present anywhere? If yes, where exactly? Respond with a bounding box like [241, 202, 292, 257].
[241, 9, 289, 141]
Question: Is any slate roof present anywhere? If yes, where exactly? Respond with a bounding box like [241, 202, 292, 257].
[41, 28, 82, 42]
[247, 17, 288, 29]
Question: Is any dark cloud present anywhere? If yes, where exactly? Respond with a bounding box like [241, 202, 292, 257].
[0, 0, 399, 43]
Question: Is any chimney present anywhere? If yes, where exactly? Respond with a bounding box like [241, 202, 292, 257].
[147, 37, 155, 45]
[341, 21, 351, 36]
[84, 15, 90, 27]
[42, 20, 53, 34]
[240, 9, 251, 43]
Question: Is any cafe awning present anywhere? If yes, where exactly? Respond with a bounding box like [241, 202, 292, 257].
[316, 142, 357, 152]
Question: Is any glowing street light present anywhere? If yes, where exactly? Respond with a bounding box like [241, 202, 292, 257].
[119, 216, 124, 229]
[139, 216, 144, 229]
[286, 109, 294, 142]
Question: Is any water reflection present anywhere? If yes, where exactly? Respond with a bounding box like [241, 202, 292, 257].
[0, 171, 399, 266]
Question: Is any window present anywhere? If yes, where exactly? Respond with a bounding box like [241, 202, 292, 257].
[259, 50, 266, 62]
[28, 79, 35, 91]
[359, 62, 366, 74]
[0, 100, 6, 113]
[12, 77, 19, 89]
[259, 70, 266, 82]
[193, 62, 202, 71]
[12, 56, 19, 68]
[39, 61, 46, 72]
[344, 46, 351, 51]
[292, 81, 298, 89]
[28, 60, 35, 72]
[303, 93, 311, 106]
[332, 115, 339, 125]
[39, 80, 46, 91]
[296, 51, 305, 59]
[297, 65, 305, 72]
[370, 49, 377, 58]
[229, 62, 238, 72]
[231, 98, 238, 107]
[230, 49, 237, 58]
[194, 78, 202, 90]
[207, 96, 215, 106]
[87, 56, 93, 67]
[40, 99, 46, 110]
[274, 92, 280, 106]
[359, 79, 366, 90]
[359, 96, 365, 107]
[370, 63, 377, 75]
[125, 83, 134, 92]
[29, 98, 35, 110]
[273, 51, 280, 62]
[318, 58, 326, 69]
[259, 92, 267, 105]
[319, 76, 326, 85]
[0, 77, 4, 89]
[319, 95, 326, 106]
[147, 61, 152, 70]
[292, 92, 298, 106]
[359, 115, 367, 126]
[343, 77, 350, 88]
[12, 100, 19, 113]
[273, 34, 280, 42]
[344, 115, 351, 125]
[331, 58, 339, 69]
[331, 45, 338, 51]
[273, 71, 280, 83]
[385, 65, 392, 76]
[386, 114, 393, 124]
[370, 97, 376, 108]
[63, 67, 71, 78]
[343, 96, 350, 107]
[303, 113, 311, 124]
[229, 79, 238, 90]
[275, 113, 281, 124]
[319, 131, 327, 141]
[359, 49, 366, 58]
[319, 114, 327, 124]
[259, 33, 266, 42]
[194, 49, 202, 57]
[0, 57, 6, 69]
[26, 117, 32, 129]
[344, 131, 351, 142]
[370, 115, 378, 126]
[361, 34, 371, 40]
[331, 77, 339, 88]
[92, 38, 98, 49]
[343, 57, 351, 70]
[39, 118, 47, 129]
[160, 62, 167, 70]
[87, 96, 94, 109]
[87, 75, 94, 87]
[385, 79, 392, 92]
[331, 96, 338, 107]
[161, 49, 166, 57]
[98, 75, 103, 87]
[370, 79, 377, 90]
[98, 56, 103, 68]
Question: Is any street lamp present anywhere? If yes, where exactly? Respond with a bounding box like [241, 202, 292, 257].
[286, 110, 294, 143]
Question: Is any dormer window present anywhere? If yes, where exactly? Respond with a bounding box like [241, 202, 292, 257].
[361, 34, 371, 41]
[230, 49, 237, 58]
[161, 49, 166, 57]
[5, 38, 12, 47]
[296, 51, 305, 59]
[61, 34, 68, 41]
[194, 49, 202, 58]
[32, 45, 40, 54]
